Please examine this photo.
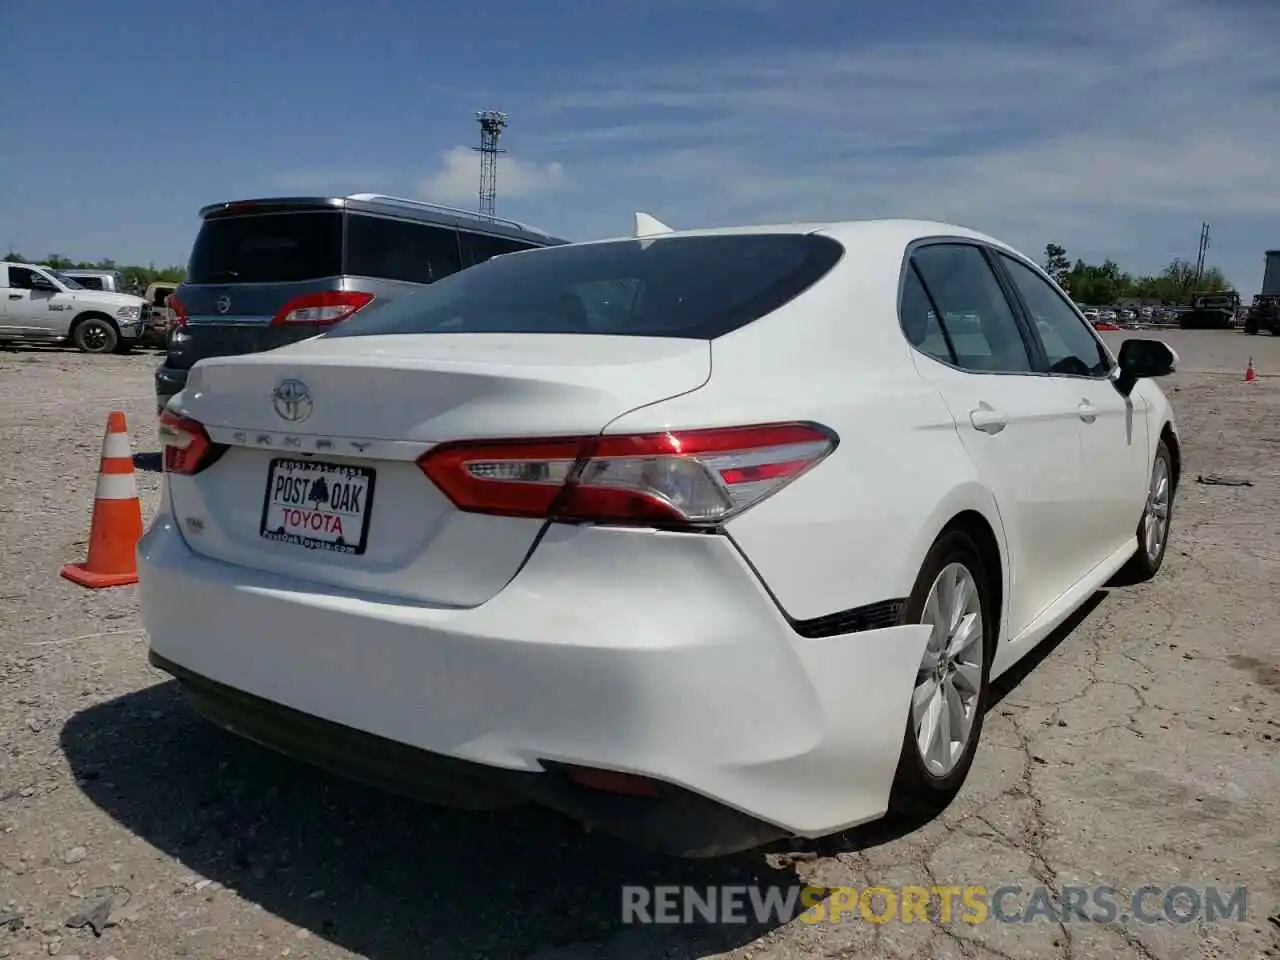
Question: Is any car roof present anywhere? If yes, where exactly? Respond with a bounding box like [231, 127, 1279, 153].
[196, 194, 569, 246]
[572, 218, 1024, 258]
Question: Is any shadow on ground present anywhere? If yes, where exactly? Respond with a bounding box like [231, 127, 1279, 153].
[131, 452, 163, 472]
[59, 594, 1105, 959]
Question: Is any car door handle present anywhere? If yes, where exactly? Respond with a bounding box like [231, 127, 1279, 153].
[1078, 400, 1097, 424]
[7, 294, 21, 300]
[970, 403, 1008, 435]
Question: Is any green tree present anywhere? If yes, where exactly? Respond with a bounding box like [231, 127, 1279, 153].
[1042, 243, 1071, 289]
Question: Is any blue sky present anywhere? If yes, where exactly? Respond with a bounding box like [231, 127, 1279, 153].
[2, 0, 1277, 292]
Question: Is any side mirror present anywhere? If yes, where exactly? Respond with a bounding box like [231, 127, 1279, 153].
[1114, 338, 1178, 396]
[29, 277, 58, 292]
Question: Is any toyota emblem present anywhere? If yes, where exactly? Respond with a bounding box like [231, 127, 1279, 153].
[216, 295, 232, 314]
[272, 379, 312, 423]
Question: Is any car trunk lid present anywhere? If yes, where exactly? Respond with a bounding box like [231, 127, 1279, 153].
[166, 333, 711, 606]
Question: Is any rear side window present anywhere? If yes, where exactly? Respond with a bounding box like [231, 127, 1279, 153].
[324, 234, 844, 341]
[345, 214, 462, 284]
[187, 211, 342, 284]
[464, 232, 537, 266]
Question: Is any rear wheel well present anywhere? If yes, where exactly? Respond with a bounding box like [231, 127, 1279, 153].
[1160, 425, 1181, 492]
[939, 511, 1003, 647]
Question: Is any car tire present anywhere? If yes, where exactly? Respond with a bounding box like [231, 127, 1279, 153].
[72, 317, 119, 355]
[1114, 440, 1175, 584]
[887, 528, 995, 818]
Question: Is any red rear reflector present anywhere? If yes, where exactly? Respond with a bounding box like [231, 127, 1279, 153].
[562, 766, 662, 798]
[272, 291, 375, 326]
[158, 410, 215, 475]
[418, 422, 836, 527]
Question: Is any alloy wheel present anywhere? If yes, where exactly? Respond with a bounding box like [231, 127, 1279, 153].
[912, 562, 985, 777]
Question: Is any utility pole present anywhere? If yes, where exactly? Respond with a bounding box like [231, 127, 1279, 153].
[1189, 221, 1210, 301]
[474, 110, 508, 220]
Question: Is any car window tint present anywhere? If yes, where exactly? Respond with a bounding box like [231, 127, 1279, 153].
[998, 254, 1112, 377]
[910, 244, 1032, 373]
[465, 232, 537, 266]
[900, 266, 955, 363]
[188, 211, 343, 284]
[323, 233, 845, 341]
[345, 215, 462, 284]
[7, 267, 40, 289]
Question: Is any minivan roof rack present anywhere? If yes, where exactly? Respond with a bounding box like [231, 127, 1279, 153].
[345, 193, 551, 237]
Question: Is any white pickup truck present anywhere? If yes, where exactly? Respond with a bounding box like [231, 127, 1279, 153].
[0, 261, 148, 353]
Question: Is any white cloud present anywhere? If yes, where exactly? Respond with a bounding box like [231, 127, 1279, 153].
[417, 146, 566, 205]
[526, 0, 1280, 289]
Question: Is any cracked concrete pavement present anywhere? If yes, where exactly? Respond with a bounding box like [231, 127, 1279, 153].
[1, 331, 1277, 960]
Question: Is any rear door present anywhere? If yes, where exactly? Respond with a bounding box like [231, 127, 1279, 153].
[167, 207, 346, 371]
[903, 241, 1086, 641]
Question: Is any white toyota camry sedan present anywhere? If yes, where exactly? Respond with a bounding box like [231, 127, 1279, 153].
[139, 219, 1180, 858]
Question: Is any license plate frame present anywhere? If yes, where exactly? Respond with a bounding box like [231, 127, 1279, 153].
[258, 458, 376, 556]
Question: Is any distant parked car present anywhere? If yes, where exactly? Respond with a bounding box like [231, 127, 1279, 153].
[0, 261, 148, 353]
[155, 193, 570, 413]
[58, 268, 128, 294]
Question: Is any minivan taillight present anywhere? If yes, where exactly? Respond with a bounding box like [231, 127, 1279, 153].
[272, 291, 375, 326]
[418, 423, 836, 527]
[158, 411, 218, 475]
[167, 294, 188, 328]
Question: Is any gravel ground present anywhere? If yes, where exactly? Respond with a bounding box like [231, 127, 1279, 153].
[1, 333, 1278, 960]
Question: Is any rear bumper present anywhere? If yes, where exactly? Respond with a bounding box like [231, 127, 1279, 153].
[137, 515, 930, 855]
[150, 650, 785, 857]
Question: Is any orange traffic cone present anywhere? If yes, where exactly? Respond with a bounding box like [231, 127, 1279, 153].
[60, 412, 144, 588]
[1245, 358, 1256, 382]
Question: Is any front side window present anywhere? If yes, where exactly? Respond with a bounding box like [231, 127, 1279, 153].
[8, 267, 45, 290]
[345, 215, 462, 284]
[324, 233, 844, 341]
[187, 211, 343, 284]
[998, 254, 1112, 377]
[909, 244, 1033, 373]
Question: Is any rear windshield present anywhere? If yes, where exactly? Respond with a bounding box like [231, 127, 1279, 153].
[323, 233, 843, 340]
[187, 211, 342, 285]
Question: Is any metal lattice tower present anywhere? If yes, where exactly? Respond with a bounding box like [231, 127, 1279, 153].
[474, 110, 508, 220]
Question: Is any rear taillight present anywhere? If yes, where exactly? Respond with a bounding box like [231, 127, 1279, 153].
[158, 410, 217, 475]
[167, 294, 187, 328]
[272, 291, 375, 326]
[419, 422, 836, 527]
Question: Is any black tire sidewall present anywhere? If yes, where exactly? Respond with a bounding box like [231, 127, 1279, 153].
[74, 318, 118, 354]
[890, 529, 996, 806]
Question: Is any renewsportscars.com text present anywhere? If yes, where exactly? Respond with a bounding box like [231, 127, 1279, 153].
[621, 884, 1249, 926]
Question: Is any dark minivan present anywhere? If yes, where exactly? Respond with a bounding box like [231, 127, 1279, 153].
[156, 193, 569, 412]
